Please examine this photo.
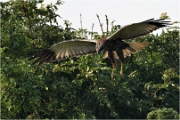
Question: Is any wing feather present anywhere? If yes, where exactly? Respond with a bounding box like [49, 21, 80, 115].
[107, 18, 171, 40]
[30, 39, 96, 65]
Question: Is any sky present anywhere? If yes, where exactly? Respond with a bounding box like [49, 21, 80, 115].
[2, 0, 180, 35]
[43, 0, 180, 34]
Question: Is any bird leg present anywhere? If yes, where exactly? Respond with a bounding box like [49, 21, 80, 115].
[111, 63, 116, 80]
[120, 62, 124, 76]
[108, 51, 116, 79]
[116, 49, 125, 76]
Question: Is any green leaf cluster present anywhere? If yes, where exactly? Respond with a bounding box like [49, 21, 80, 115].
[1, 0, 179, 119]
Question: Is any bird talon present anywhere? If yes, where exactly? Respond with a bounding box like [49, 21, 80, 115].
[120, 71, 124, 76]
[111, 74, 114, 80]
[111, 72, 115, 80]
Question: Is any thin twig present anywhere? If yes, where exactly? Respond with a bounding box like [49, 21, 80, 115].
[105, 15, 109, 36]
[91, 23, 94, 39]
[96, 14, 104, 35]
[80, 14, 83, 38]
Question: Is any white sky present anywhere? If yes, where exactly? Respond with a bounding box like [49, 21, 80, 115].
[44, 0, 180, 34]
[2, 0, 180, 35]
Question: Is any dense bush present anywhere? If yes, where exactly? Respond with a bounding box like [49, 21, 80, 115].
[147, 107, 179, 119]
[1, 0, 179, 119]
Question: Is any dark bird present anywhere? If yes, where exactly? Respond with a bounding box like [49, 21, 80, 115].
[29, 18, 171, 79]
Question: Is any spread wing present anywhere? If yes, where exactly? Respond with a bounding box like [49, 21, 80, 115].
[29, 39, 97, 65]
[107, 18, 171, 40]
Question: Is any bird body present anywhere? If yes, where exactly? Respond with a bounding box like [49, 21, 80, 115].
[29, 18, 171, 79]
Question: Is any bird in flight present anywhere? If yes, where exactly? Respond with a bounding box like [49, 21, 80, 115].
[29, 18, 171, 79]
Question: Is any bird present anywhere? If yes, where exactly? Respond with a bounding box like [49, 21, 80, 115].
[29, 18, 171, 79]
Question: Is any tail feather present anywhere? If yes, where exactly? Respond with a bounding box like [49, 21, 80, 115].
[102, 42, 148, 59]
[124, 42, 148, 57]
[126, 47, 137, 53]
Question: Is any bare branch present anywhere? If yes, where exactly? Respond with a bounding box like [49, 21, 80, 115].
[80, 14, 83, 38]
[91, 23, 94, 39]
[105, 14, 109, 36]
[96, 14, 104, 35]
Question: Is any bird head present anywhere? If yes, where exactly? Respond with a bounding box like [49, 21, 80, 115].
[96, 38, 106, 53]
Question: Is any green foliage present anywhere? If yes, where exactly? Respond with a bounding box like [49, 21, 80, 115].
[147, 107, 179, 119]
[1, 0, 179, 119]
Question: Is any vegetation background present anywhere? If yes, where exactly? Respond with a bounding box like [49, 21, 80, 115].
[1, 0, 179, 119]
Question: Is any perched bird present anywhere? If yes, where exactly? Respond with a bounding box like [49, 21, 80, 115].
[29, 18, 171, 79]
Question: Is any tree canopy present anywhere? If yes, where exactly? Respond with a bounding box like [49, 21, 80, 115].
[1, 0, 179, 119]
